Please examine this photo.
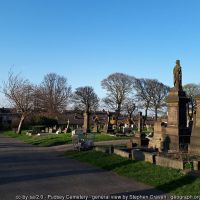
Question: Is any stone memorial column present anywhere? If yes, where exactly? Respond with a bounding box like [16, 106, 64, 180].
[138, 112, 143, 133]
[83, 111, 90, 133]
[189, 95, 200, 155]
[165, 60, 189, 151]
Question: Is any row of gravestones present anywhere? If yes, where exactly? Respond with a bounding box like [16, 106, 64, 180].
[83, 111, 145, 134]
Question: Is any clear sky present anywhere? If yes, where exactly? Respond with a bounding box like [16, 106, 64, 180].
[0, 0, 200, 106]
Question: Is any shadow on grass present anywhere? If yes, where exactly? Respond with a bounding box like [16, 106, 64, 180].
[157, 174, 198, 193]
[111, 174, 198, 196]
[66, 150, 200, 195]
[103, 160, 135, 171]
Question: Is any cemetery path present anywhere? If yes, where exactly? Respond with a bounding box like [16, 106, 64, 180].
[0, 135, 169, 200]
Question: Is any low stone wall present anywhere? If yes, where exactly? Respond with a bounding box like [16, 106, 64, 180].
[155, 155, 184, 170]
[131, 150, 155, 163]
[94, 146, 113, 154]
[94, 146, 108, 154]
[94, 146, 188, 170]
[113, 149, 130, 159]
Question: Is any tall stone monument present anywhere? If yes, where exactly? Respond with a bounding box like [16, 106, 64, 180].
[138, 112, 143, 133]
[189, 95, 200, 155]
[165, 60, 189, 151]
[127, 112, 145, 148]
[92, 114, 99, 133]
[83, 111, 91, 133]
[103, 111, 114, 133]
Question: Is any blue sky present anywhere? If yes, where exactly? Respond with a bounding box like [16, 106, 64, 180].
[0, 0, 200, 106]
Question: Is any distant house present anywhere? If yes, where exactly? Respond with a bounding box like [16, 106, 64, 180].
[0, 108, 19, 129]
[0, 107, 156, 131]
[58, 110, 84, 130]
[58, 110, 109, 130]
[57, 110, 147, 131]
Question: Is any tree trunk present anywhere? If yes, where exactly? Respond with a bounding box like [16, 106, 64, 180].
[144, 107, 148, 124]
[129, 113, 132, 128]
[155, 107, 158, 121]
[17, 114, 25, 134]
[116, 104, 121, 130]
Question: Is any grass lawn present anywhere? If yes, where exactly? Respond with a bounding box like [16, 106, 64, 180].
[2, 130, 131, 147]
[65, 150, 200, 195]
[2, 130, 72, 146]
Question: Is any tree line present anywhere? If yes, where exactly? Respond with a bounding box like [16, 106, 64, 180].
[2, 71, 200, 134]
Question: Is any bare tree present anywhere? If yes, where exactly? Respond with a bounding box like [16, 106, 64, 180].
[2, 72, 34, 134]
[72, 86, 99, 112]
[183, 83, 200, 121]
[101, 73, 135, 122]
[37, 73, 72, 116]
[133, 78, 152, 122]
[123, 97, 136, 127]
[148, 79, 170, 120]
[134, 78, 169, 121]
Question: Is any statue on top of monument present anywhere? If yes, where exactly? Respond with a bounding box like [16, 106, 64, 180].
[173, 60, 182, 90]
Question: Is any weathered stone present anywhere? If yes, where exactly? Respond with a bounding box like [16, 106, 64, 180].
[173, 60, 182, 91]
[189, 95, 200, 155]
[155, 155, 184, 170]
[193, 160, 200, 171]
[92, 114, 99, 133]
[103, 112, 114, 133]
[131, 133, 141, 146]
[138, 112, 143, 133]
[131, 150, 155, 163]
[164, 60, 189, 151]
[148, 120, 166, 151]
[114, 149, 130, 158]
[83, 112, 90, 133]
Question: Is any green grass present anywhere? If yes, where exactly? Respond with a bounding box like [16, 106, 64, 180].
[65, 150, 200, 195]
[93, 133, 131, 142]
[2, 130, 72, 147]
[2, 131, 131, 147]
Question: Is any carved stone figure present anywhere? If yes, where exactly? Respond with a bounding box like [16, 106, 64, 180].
[173, 60, 182, 90]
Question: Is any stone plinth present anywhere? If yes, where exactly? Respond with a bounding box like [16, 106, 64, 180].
[189, 96, 200, 155]
[165, 89, 189, 151]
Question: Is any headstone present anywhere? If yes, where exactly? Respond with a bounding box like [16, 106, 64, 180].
[63, 128, 67, 133]
[49, 128, 53, 133]
[148, 120, 166, 151]
[56, 129, 61, 134]
[72, 129, 83, 136]
[165, 60, 190, 151]
[189, 95, 200, 155]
